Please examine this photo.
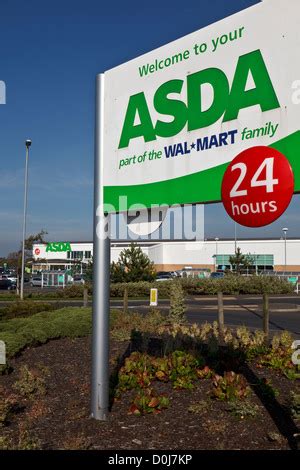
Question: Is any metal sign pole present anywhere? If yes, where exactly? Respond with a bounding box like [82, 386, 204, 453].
[91, 73, 111, 420]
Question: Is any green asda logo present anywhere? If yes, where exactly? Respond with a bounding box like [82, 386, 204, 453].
[119, 50, 280, 149]
[46, 242, 71, 253]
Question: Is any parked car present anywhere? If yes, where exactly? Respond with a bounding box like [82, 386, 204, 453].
[156, 273, 174, 281]
[0, 279, 16, 290]
[30, 276, 43, 287]
[210, 272, 225, 279]
[73, 275, 85, 285]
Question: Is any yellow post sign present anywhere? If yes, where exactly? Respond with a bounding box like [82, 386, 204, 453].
[150, 288, 158, 307]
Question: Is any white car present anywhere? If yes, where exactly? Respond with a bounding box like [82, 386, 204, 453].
[73, 275, 85, 285]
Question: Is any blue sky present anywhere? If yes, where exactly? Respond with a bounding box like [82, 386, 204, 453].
[0, 0, 299, 256]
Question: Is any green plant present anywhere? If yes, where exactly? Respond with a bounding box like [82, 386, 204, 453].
[226, 401, 259, 419]
[0, 307, 92, 364]
[13, 365, 47, 398]
[128, 388, 170, 415]
[118, 352, 154, 391]
[256, 378, 279, 400]
[0, 435, 11, 450]
[0, 300, 56, 320]
[289, 392, 300, 419]
[212, 371, 250, 401]
[0, 395, 18, 427]
[117, 350, 205, 393]
[258, 331, 299, 379]
[168, 350, 204, 389]
[196, 366, 214, 379]
[169, 282, 186, 324]
[111, 243, 156, 283]
[229, 248, 254, 274]
[188, 400, 210, 414]
[110, 309, 165, 342]
[17, 427, 41, 450]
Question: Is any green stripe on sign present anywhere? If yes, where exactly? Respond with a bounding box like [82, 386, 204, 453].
[104, 131, 300, 212]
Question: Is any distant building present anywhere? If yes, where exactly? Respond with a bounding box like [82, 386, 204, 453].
[31, 238, 300, 273]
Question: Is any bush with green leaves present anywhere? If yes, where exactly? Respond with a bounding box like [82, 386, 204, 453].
[111, 243, 156, 283]
[257, 331, 299, 380]
[110, 275, 293, 299]
[289, 392, 300, 419]
[0, 300, 56, 320]
[110, 281, 171, 298]
[128, 388, 170, 415]
[212, 371, 250, 401]
[226, 401, 259, 419]
[0, 307, 92, 364]
[0, 395, 18, 427]
[110, 309, 165, 341]
[117, 350, 205, 393]
[13, 365, 47, 398]
[182, 275, 294, 296]
[22, 284, 93, 300]
[169, 282, 186, 324]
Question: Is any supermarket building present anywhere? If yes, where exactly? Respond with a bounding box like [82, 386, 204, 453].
[32, 238, 300, 273]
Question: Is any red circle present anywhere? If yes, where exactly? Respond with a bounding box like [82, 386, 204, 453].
[221, 146, 294, 228]
[35, 248, 41, 256]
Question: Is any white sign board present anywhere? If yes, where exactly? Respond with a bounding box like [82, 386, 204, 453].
[103, 0, 300, 212]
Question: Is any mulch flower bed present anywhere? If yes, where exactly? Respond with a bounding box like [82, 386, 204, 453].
[0, 335, 299, 450]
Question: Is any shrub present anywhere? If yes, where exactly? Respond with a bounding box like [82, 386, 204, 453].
[0, 300, 56, 320]
[13, 365, 47, 398]
[0, 436, 11, 450]
[256, 378, 279, 400]
[168, 350, 203, 389]
[110, 308, 165, 341]
[188, 400, 210, 414]
[17, 426, 41, 450]
[110, 281, 171, 299]
[289, 392, 300, 419]
[110, 276, 293, 299]
[258, 331, 299, 379]
[128, 388, 170, 415]
[181, 275, 294, 296]
[0, 307, 92, 363]
[226, 401, 259, 419]
[0, 395, 18, 427]
[169, 282, 186, 324]
[117, 350, 205, 392]
[212, 371, 250, 401]
[23, 284, 92, 300]
[118, 352, 154, 391]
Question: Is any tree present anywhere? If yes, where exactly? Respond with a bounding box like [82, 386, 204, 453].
[1, 230, 48, 273]
[84, 259, 93, 283]
[24, 229, 48, 251]
[111, 243, 156, 283]
[2, 251, 21, 272]
[229, 248, 254, 274]
[110, 261, 126, 283]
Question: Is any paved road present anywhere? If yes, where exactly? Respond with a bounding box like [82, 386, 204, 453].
[1, 294, 299, 337]
[110, 295, 300, 337]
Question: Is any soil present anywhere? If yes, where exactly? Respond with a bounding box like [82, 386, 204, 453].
[0, 336, 299, 450]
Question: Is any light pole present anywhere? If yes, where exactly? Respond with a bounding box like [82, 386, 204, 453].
[215, 237, 219, 271]
[282, 227, 288, 272]
[20, 139, 32, 300]
[234, 222, 237, 254]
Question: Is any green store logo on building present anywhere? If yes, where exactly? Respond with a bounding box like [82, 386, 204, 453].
[46, 242, 71, 253]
